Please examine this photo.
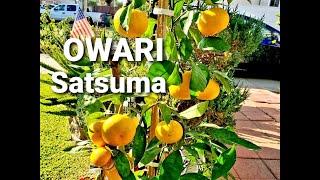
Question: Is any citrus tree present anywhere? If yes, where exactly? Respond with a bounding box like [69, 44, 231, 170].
[40, 0, 262, 179]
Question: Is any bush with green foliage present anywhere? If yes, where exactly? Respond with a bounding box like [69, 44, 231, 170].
[245, 44, 280, 64]
[219, 6, 265, 69]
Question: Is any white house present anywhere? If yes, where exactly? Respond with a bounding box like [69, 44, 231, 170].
[223, 0, 279, 7]
[220, 0, 280, 31]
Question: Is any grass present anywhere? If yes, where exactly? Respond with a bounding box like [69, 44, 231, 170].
[40, 74, 91, 180]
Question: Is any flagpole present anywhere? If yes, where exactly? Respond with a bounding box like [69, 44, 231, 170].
[83, 0, 87, 15]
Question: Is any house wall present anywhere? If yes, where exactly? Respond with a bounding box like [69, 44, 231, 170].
[220, 0, 278, 6]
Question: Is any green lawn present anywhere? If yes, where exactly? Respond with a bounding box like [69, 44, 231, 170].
[40, 74, 90, 180]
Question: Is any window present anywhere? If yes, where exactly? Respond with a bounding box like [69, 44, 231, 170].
[67, 5, 76, 11]
[55, 5, 65, 11]
[270, 0, 280, 7]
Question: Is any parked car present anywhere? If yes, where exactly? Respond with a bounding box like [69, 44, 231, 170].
[234, 15, 280, 80]
[40, 4, 56, 14]
[260, 24, 280, 47]
[40, 4, 108, 26]
[240, 14, 280, 47]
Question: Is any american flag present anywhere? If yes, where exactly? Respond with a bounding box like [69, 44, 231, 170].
[70, 7, 95, 40]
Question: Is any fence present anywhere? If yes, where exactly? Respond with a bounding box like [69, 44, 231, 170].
[93, 6, 119, 15]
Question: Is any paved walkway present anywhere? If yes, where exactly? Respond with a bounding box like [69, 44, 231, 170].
[230, 88, 280, 180]
[234, 78, 280, 93]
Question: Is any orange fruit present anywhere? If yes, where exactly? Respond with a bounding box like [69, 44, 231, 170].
[88, 120, 106, 147]
[114, 8, 148, 38]
[197, 8, 230, 36]
[89, 147, 112, 167]
[196, 79, 220, 100]
[155, 120, 183, 144]
[101, 114, 139, 146]
[168, 71, 191, 100]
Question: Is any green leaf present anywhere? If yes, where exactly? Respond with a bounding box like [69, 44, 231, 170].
[98, 94, 113, 103]
[123, 171, 136, 180]
[114, 151, 131, 177]
[140, 146, 161, 165]
[144, 109, 152, 127]
[73, 56, 93, 66]
[150, 176, 160, 180]
[198, 123, 223, 129]
[190, 61, 208, 92]
[144, 93, 159, 104]
[87, 112, 105, 121]
[141, 103, 156, 117]
[101, 28, 106, 44]
[164, 32, 179, 61]
[133, 0, 146, 8]
[189, 27, 202, 45]
[213, 70, 231, 93]
[210, 141, 228, 153]
[192, 12, 200, 23]
[112, 94, 123, 105]
[159, 151, 183, 180]
[183, 10, 194, 35]
[209, 129, 261, 150]
[159, 103, 172, 124]
[164, 32, 173, 58]
[86, 100, 105, 114]
[167, 63, 182, 86]
[179, 173, 208, 180]
[190, 89, 198, 98]
[191, 143, 211, 152]
[179, 37, 193, 60]
[133, 126, 147, 166]
[179, 101, 209, 119]
[149, 136, 161, 148]
[170, 43, 179, 61]
[197, 63, 210, 82]
[94, 69, 111, 78]
[211, 146, 236, 180]
[199, 37, 231, 51]
[120, 4, 134, 31]
[140, 137, 161, 165]
[174, 0, 184, 18]
[147, 61, 175, 81]
[227, 0, 233, 4]
[183, 145, 199, 158]
[141, 18, 157, 38]
[187, 130, 211, 138]
[175, 24, 187, 42]
[134, 170, 145, 179]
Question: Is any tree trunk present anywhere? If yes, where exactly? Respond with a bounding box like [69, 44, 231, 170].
[147, 0, 169, 177]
